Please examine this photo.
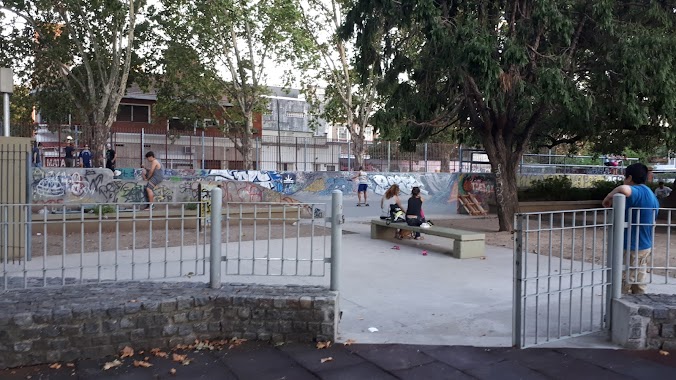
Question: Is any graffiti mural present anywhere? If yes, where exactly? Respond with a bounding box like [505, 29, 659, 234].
[32, 168, 112, 203]
[457, 173, 496, 214]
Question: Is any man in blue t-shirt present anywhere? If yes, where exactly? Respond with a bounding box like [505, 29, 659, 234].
[603, 163, 660, 294]
[79, 144, 92, 168]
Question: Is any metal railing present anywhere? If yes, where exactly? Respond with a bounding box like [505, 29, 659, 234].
[623, 207, 676, 290]
[513, 207, 615, 348]
[1, 190, 344, 292]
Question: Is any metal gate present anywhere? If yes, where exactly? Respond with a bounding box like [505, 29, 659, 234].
[513, 207, 616, 348]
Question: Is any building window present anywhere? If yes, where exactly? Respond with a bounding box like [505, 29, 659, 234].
[286, 111, 305, 118]
[326, 165, 336, 171]
[117, 104, 150, 123]
[337, 127, 348, 140]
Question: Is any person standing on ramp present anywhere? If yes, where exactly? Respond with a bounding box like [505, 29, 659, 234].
[352, 166, 369, 206]
[142, 151, 164, 211]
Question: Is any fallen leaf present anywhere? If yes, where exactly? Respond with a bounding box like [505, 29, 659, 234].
[49, 363, 62, 369]
[120, 346, 134, 358]
[182, 358, 192, 366]
[169, 368, 177, 375]
[144, 357, 150, 361]
[133, 360, 153, 368]
[129, 299, 138, 303]
[172, 353, 187, 363]
[321, 357, 334, 363]
[316, 341, 332, 349]
[103, 359, 123, 370]
[66, 363, 75, 368]
[343, 339, 357, 346]
[151, 348, 168, 358]
[660, 350, 670, 356]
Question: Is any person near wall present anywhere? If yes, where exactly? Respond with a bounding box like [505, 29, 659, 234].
[142, 151, 164, 211]
[381, 184, 405, 238]
[64, 138, 75, 167]
[654, 181, 672, 204]
[406, 186, 426, 240]
[32, 142, 42, 167]
[106, 143, 116, 172]
[79, 144, 92, 168]
[352, 166, 369, 206]
[602, 163, 660, 295]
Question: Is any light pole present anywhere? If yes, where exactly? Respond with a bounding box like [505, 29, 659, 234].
[0, 68, 13, 137]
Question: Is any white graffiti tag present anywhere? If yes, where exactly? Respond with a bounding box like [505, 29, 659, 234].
[34, 171, 94, 198]
[371, 174, 428, 196]
[208, 170, 277, 190]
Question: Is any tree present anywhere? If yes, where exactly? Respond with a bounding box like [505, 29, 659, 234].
[299, 0, 382, 170]
[345, 0, 676, 231]
[157, 0, 311, 170]
[1, 0, 143, 166]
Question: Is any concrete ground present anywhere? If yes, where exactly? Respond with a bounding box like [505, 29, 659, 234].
[2, 341, 676, 379]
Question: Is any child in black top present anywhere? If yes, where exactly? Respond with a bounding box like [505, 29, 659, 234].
[406, 187, 426, 240]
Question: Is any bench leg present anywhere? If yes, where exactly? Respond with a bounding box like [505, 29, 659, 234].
[452, 239, 485, 259]
[371, 223, 391, 239]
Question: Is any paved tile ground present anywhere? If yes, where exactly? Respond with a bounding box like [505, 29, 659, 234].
[1, 342, 675, 379]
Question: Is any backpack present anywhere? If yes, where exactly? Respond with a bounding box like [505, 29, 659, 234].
[387, 204, 406, 224]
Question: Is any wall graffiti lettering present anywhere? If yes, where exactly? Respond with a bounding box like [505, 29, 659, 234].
[371, 174, 428, 196]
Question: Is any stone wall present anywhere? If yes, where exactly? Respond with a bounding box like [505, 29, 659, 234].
[611, 294, 676, 350]
[0, 282, 338, 369]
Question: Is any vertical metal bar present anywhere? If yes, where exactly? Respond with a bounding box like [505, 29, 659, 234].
[238, 204, 242, 274]
[330, 190, 342, 291]
[210, 187, 222, 288]
[347, 141, 351, 171]
[512, 214, 524, 347]
[535, 215, 541, 343]
[80, 205, 85, 282]
[611, 194, 626, 303]
[558, 212, 564, 339]
[580, 211, 587, 332]
[148, 206, 153, 279]
[546, 213, 553, 341]
[667, 211, 672, 282]
[295, 205, 300, 275]
[569, 211, 576, 336]
[3, 207, 8, 290]
[164, 204, 168, 278]
[132, 206, 136, 280]
[98, 204, 102, 282]
[309, 203, 316, 276]
[267, 204, 271, 275]
[62, 206, 66, 285]
[180, 204, 184, 275]
[424, 143, 428, 172]
[253, 204, 257, 274]
[42, 205, 47, 288]
[115, 205, 120, 281]
[387, 142, 391, 172]
[282, 205, 287, 274]
[523, 215, 532, 344]
[3, 93, 10, 137]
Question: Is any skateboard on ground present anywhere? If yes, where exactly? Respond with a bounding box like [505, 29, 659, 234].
[356, 203, 370, 207]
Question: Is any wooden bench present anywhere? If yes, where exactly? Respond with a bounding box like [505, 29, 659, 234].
[370, 219, 486, 259]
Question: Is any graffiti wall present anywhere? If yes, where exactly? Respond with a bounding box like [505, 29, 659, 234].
[457, 173, 496, 214]
[31, 167, 618, 214]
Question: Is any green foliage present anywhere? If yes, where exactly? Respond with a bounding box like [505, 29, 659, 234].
[518, 178, 663, 202]
[96, 205, 116, 215]
[344, 0, 676, 229]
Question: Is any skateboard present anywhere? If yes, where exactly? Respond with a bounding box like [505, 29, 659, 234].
[356, 203, 370, 207]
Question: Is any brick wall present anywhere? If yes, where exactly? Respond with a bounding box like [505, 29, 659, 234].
[0, 282, 338, 369]
[612, 294, 676, 350]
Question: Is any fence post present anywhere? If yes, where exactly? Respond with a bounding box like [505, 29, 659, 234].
[512, 214, 525, 348]
[611, 193, 626, 301]
[387, 141, 391, 172]
[330, 190, 343, 291]
[424, 143, 428, 172]
[210, 187, 223, 289]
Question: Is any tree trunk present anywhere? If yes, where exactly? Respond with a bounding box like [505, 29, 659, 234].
[92, 124, 108, 168]
[484, 140, 521, 232]
[440, 144, 451, 173]
[351, 134, 365, 170]
[241, 115, 254, 170]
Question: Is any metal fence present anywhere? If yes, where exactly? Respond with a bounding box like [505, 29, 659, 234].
[624, 207, 676, 290]
[513, 207, 614, 348]
[0, 191, 343, 292]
